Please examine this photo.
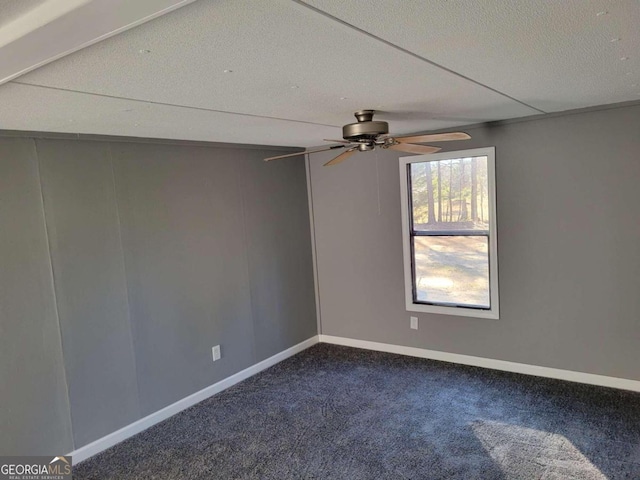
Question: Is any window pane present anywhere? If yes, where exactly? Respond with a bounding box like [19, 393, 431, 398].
[410, 156, 489, 232]
[413, 236, 490, 308]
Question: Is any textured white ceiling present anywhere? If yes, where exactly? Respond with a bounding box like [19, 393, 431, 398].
[0, 0, 196, 83]
[0, 0, 47, 28]
[303, 0, 640, 112]
[0, 0, 637, 147]
[0, 82, 338, 145]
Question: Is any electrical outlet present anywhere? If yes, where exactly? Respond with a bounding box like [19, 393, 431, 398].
[410, 316, 418, 330]
[212, 345, 221, 362]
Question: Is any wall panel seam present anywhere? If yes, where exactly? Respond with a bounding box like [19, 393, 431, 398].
[32, 138, 75, 450]
[234, 158, 258, 364]
[305, 155, 323, 334]
[107, 143, 143, 420]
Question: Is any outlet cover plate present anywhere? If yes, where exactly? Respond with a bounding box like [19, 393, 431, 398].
[212, 345, 221, 361]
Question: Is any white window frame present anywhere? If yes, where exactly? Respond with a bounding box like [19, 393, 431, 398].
[399, 146, 499, 319]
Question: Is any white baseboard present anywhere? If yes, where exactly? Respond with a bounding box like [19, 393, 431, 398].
[68, 335, 319, 463]
[68, 333, 638, 463]
[319, 335, 640, 393]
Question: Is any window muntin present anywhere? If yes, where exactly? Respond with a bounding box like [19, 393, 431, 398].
[400, 147, 498, 319]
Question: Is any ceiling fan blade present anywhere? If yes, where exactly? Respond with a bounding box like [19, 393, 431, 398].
[264, 145, 343, 162]
[394, 132, 471, 143]
[323, 139, 350, 144]
[387, 144, 442, 155]
[324, 148, 358, 166]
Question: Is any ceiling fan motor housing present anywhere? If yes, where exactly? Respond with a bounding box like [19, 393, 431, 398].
[343, 109, 389, 142]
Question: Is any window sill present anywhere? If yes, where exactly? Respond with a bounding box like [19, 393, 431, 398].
[406, 301, 499, 319]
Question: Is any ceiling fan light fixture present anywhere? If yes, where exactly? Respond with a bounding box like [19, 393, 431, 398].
[263, 109, 470, 165]
[358, 143, 375, 152]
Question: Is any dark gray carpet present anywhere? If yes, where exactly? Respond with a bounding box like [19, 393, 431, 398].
[74, 344, 640, 479]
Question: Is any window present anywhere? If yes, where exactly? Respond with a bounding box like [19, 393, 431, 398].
[399, 147, 499, 319]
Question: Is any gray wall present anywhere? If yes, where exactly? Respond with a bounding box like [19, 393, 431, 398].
[309, 103, 640, 381]
[1, 135, 317, 454]
[0, 139, 73, 455]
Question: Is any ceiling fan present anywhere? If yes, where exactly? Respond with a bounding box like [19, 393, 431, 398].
[264, 109, 471, 166]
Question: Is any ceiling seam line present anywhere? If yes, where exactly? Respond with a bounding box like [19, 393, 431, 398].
[291, 0, 547, 115]
[9, 80, 342, 128]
